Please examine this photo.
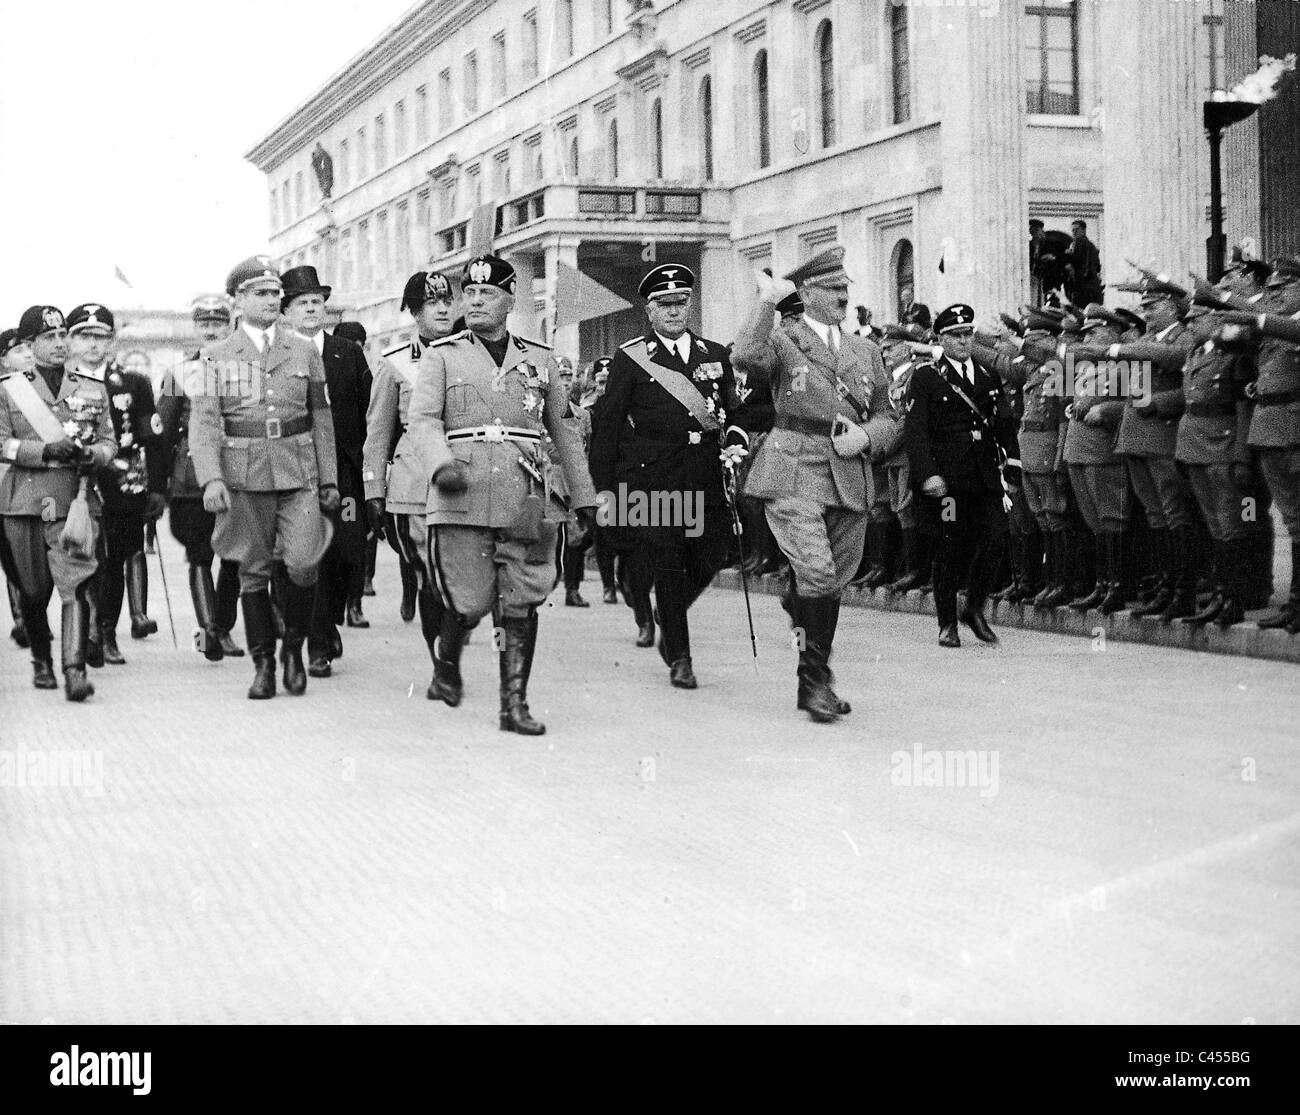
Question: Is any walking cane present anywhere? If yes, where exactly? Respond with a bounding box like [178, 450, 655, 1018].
[150, 528, 178, 649]
[724, 466, 758, 665]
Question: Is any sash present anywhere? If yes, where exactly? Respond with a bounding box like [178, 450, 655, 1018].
[621, 341, 720, 431]
[939, 362, 1013, 508]
[1, 374, 69, 443]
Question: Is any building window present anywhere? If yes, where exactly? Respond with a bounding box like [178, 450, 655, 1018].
[1200, 1, 1226, 99]
[377, 209, 390, 285]
[415, 191, 431, 264]
[700, 75, 714, 181]
[891, 2, 911, 125]
[558, 0, 574, 59]
[608, 119, 619, 180]
[567, 134, 579, 178]
[374, 113, 386, 167]
[1025, 1, 1079, 115]
[464, 52, 479, 115]
[494, 151, 511, 197]
[341, 228, 354, 290]
[816, 20, 836, 148]
[269, 185, 278, 228]
[394, 101, 406, 156]
[396, 202, 411, 275]
[894, 239, 915, 320]
[492, 31, 507, 100]
[755, 50, 771, 169]
[359, 219, 372, 291]
[523, 10, 539, 80]
[467, 164, 482, 207]
[651, 98, 664, 179]
[599, 0, 612, 37]
[438, 69, 453, 131]
[338, 139, 350, 190]
[357, 126, 368, 179]
[295, 170, 305, 215]
[415, 86, 428, 143]
[440, 178, 458, 223]
[524, 134, 543, 183]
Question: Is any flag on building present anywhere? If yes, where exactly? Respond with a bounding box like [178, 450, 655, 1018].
[553, 262, 632, 329]
[114, 265, 134, 289]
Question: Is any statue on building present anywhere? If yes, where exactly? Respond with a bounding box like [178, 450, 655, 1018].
[311, 143, 334, 200]
[626, 0, 657, 41]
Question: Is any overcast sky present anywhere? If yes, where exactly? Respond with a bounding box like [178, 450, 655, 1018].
[0, 0, 417, 325]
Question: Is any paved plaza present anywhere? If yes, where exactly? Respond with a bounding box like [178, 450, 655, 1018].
[2, 535, 1298, 1024]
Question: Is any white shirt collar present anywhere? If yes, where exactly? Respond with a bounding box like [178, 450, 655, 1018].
[802, 314, 841, 350]
[653, 331, 690, 362]
[241, 322, 276, 350]
[1155, 321, 1180, 342]
[310, 330, 325, 356]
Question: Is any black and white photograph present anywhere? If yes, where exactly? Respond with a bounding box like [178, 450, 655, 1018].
[1, 0, 1297, 1079]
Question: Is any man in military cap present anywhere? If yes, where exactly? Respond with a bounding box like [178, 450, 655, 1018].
[733, 247, 893, 719]
[189, 256, 340, 699]
[278, 264, 372, 678]
[363, 270, 462, 685]
[0, 305, 116, 699]
[0, 330, 32, 647]
[64, 303, 168, 666]
[904, 303, 1016, 648]
[409, 254, 597, 734]
[589, 262, 745, 690]
[157, 295, 244, 661]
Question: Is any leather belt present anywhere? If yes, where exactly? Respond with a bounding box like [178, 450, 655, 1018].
[224, 415, 310, 439]
[1254, 388, 1300, 407]
[773, 414, 832, 437]
[637, 427, 719, 445]
[1020, 419, 1058, 432]
[1186, 401, 1237, 417]
[446, 424, 541, 444]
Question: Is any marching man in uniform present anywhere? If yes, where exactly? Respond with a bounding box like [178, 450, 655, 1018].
[409, 254, 597, 735]
[363, 269, 462, 694]
[588, 263, 744, 690]
[732, 248, 894, 723]
[189, 256, 339, 700]
[0, 305, 116, 699]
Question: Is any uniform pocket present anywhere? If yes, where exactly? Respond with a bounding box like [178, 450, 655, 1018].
[219, 444, 249, 488]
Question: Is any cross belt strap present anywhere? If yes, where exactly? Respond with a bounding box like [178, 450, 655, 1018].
[621, 341, 720, 431]
[446, 424, 542, 444]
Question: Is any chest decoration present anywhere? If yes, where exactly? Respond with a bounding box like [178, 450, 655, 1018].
[518, 360, 549, 422]
[107, 371, 146, 493]
[691, 359, 727, 429]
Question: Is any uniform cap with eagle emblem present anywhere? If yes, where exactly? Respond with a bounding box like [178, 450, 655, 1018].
[17, 304, 66, 342]
[461, 254, 516, 294]
[1079, 303, 1128, 333]
[1113, 271, 1188, 303]
[783, 246, 849, 290]
[638, 263, 696, 301]
[400, 270, 457, 312]
[66, 303, 116, 336]
[934, 303, 976, 335]
[225, 254, 282, 297]
[191, 294, 232, 323]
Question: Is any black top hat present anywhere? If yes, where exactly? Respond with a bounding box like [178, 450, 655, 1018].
[280, 265, 332, 307]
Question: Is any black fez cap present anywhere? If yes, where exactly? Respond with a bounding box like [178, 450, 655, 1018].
[401, 270, 456, 314]
[17, 305, 65, 342]
[0, 328, 19, 354]
[462, 254, 516, 294]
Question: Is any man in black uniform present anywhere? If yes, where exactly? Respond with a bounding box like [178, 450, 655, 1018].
[589, 263, 745, 689]
[157, 295, 244, 661]
[65, 304, 167, 666]
[905, 303, 1016, 647]
[278, 265, 372, 678]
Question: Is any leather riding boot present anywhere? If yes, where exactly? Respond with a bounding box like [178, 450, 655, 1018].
[269, 561, 288, 638]
[346, 595, 369, 628]
[429, 604, 467, 706]
[852, 523, 888, 590]
[1009, 530, 1044, 603]
[215, 559, 241, 632]
[1130, 528, 1171, 616]
[992, 534, 1023, 602]
[84, 570, 105, 668]
[1215, 538, 1247, 628]
[279, 580, 314, 695]
[1186, 540, 1227, 626]
[1258, 541, 1300, 630]
[791, 594, 840, 723]
[7, 579, 27, 648]
[886, 528, 926, 593]
[1098, 532, 1127, 614]
[25, 593, 57, 689]
[363, 534, 377, 596]
[126, 552, 157, 638]
[1157, 525, 1198, 622]
[190, 563, 224, 662]
[399, 559, 418, 623]
[499, 610, 545, 735]
[1069, 534, 1107, 611]
[1034, 532, 1072, 608]
[62, 586, 94, 702]
[242, 590, 277, 700]
[817, 595, 850, 714]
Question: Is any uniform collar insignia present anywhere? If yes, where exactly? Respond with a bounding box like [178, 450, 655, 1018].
[74, 364, 107, 382]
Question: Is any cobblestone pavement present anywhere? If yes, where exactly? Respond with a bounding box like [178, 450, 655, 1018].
[2, 531, 1298, 1024]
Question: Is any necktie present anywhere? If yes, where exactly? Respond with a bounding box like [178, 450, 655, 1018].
[829, 328, 840, 355]
[260, 330, 271, 355]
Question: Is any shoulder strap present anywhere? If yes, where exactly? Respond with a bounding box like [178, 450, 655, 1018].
[2, 375, 70, 443]
[621, 341, 720, 431]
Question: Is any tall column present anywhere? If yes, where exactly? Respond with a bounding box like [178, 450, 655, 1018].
[698, 241, 734, 342]
[507, 251, 538, 339]
[1099, 0, 1200, 300]
[928, 4, 1027, 317]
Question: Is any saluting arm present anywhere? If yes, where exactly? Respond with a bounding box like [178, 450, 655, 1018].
[1076, 340, 1187, 369]
[730, 295, 781, 382]
[1219, 309, 1300, 345]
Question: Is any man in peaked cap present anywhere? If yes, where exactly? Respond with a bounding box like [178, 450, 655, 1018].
[189, 255, 340, 700]
[0, 305, 117, 699]
[65, 303, 167, 667]
[409, 253, 597, 734]
[363, 270, 462, 687]
[904, 303, 1017, 648]
[279, 263, 372, 678]
[732, 247, 894, 719]
[589, 262, 746, 692]
[0, 330, 32, 648]
[155, 294, 244, 662]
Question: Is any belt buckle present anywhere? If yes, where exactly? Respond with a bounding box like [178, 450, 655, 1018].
[484, 424, 507, 443]
[265, 418, 281, 439]
[688, 431, 702, 445]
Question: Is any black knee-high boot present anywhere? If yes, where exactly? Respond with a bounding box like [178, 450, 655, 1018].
[242, 590, 277, 700]
[126, 551, 156, 638]
[7, 579, 27, 648]
[62, 584, 94, 702]
[280, 580, 314, 695]
[190, 564, 224, 662]
[499, 609, 544, 734]
[25, 591, 56, 689]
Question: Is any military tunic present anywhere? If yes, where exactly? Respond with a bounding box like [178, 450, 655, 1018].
[189, 326, 337, 591]
[1245, 296, 1300, 538]
[408, 330, 597, 622]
